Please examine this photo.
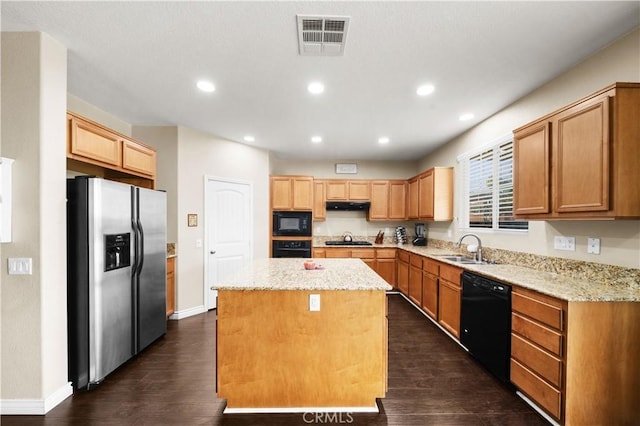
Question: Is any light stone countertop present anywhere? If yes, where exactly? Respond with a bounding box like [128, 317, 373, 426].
[211, 258, 393, 291]
[316, 242, 639, 302]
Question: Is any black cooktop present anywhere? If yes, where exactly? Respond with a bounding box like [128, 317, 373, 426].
[325, 240, 373, 246]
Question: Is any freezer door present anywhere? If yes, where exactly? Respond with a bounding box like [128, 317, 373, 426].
[88, 179, 135, 384]
[134, 187, 167, 352]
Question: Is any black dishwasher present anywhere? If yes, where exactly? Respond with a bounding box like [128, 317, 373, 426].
[460, 271, 512, 383]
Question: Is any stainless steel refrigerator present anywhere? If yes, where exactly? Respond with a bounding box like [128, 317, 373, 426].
[67, 176, 167, 390]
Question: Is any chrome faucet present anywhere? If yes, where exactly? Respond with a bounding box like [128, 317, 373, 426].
[456, 233, 483, 262]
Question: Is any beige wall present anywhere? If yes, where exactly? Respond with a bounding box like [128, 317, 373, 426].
[175, 126, 270, 311]
[1, 32, 70, 407]
[132, 126, 179, 244]
[68, 94, 132, 136]
[419, 28, 640, 269]
[271, 157, 419, 179]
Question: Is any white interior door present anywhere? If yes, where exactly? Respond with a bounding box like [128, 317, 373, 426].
[205, 177, 253, 309]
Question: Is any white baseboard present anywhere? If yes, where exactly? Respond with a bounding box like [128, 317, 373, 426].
[169, 304, 207, 320]
[1, 382, 72, 415]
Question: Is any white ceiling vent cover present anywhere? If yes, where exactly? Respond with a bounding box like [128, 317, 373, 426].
[297, 15, 350, 56]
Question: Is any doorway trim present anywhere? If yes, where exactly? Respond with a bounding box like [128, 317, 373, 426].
[203, 175, 254, 310]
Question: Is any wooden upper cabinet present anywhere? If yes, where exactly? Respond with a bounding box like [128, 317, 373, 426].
[514, 122, 550, 215]
[388, 181, 407, 220]
[122, 138, 156, 177]
[553, 94, 610, 213]
[513, 83, 640, 219]
[270, 176, 313, 211]
[369, 180, 407, 221]
[415, 167, 453, 221]
[325, 180, 370, 201]
[67, 112, 157, 187]
[369, 181, 390, 220]
[313, 180, 326, 221]
[68, 114, 121, 167]
[408, 177, 419, 219]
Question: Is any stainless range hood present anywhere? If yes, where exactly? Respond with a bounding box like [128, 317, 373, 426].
[326, 201, 371, 211]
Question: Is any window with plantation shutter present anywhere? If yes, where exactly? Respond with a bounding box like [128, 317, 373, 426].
[459, 136, 528, 232]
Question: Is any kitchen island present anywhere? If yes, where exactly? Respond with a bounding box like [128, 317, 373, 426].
[211, 258, 392, 413]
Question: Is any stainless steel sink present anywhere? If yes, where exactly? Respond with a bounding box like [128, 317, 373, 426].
[435, 255, 491, 265]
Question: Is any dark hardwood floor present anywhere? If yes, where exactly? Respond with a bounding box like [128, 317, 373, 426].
[2, 294, 547, 425]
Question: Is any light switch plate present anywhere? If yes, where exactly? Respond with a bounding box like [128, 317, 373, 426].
[587, 238, 601, 254]
[8, 257, 32, 275]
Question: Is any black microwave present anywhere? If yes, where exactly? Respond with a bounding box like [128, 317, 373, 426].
[272, 211, 312, 236]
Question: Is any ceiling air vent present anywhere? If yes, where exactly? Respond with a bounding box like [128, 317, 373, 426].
[297, 15, 350, 56]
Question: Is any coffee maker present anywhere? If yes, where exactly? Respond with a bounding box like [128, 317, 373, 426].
[412, 223, 427, 246]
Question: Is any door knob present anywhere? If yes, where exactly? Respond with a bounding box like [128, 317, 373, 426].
[210, 251, 216, 254]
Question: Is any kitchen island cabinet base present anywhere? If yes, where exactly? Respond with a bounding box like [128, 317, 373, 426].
[216, 289, 387, 411]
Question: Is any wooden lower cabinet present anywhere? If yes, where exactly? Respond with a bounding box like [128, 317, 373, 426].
[437, 263, 462, 339]
[375, 249, 397, 286]
[396, 251, 409, 296]
[408, 255, 423, 305]
[318, 247, 396, 287]
[511, 286, 640, 425]
[166, 257, 176, 317]
[421, 271, 438, 320]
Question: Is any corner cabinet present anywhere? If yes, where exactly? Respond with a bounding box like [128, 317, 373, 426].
[270, 175, 314, 211]
[513, 82, 640, 219]
[67, 112, 157, 188]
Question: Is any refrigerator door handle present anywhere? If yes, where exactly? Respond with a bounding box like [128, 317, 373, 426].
[137, 218, 145, 274]
[131, 217, 140, 274]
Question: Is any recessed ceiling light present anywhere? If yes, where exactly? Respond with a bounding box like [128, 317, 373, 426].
[307, 82, 325, 95]
[378, 137, 390, 144]
[311, 136, 322, 143]
[416, 84, 435, 96]
[459, 113, 474, 121]
[243, 135, 255, 142]
[197, 80, 215, 93]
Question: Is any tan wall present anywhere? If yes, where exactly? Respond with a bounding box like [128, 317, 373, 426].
[1, 32, 69, 404]
[67, 94, 132, 136]
[419, 28, 640, 269]
[176, 126, 270, 311]
[270, 158, 419, 179]
[131, 126, 179, 244]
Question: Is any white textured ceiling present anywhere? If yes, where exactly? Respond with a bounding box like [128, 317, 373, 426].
[2, 1, 639, 161]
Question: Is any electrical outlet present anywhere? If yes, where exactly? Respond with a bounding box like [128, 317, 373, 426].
[309, 294, 320, 312]
[587, 238, 601, 254]
[554, 236, 575, 251]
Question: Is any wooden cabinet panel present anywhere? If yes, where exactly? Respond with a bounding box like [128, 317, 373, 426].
[69, 115, 121, 166]
[348, 181, 370, 200]
[511, 359, 562, 420]
[270, 176, 313, 211]
[313, 248, 326, 258]
[408, 178, 419, 219]
[376, 258, 396, 287]
[438, 279, 461, 339]
[313, 180, 326, 221]
[397, 259, 409, 296]
[351, 249, 375, 259]
[292, 177, 314, 210]
[512, 312, 563, 356]
[369, 181, 389, 220]
[421, 272, 438, 320]
[439, 263, 462, 288]
[423, 258, 439, 276]
[409, 254, 423, 268]
[376, 249, 396, 259]
[418, 170, 434, 219]
[553, 94, 610, 212]
[512, 333, 562, 387]
[409, 263, 422, 306]
[325, 181, 348, 200]
[389, 181, 407, 220]
[271, 177, 293, 210]
[122, 139, 155, 176]
[324, 248, 351, 258]
[166, 257, 176, 317]
[512, 292, 563, 331]
[514, 122, 550, 215]
[397, 250, 409, 263]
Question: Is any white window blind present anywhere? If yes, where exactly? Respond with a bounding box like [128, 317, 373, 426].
[460, 138, 527, 231]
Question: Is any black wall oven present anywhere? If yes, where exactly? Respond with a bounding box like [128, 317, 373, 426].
[272, 240, 312, 258]
[272, 211, 312, 237]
